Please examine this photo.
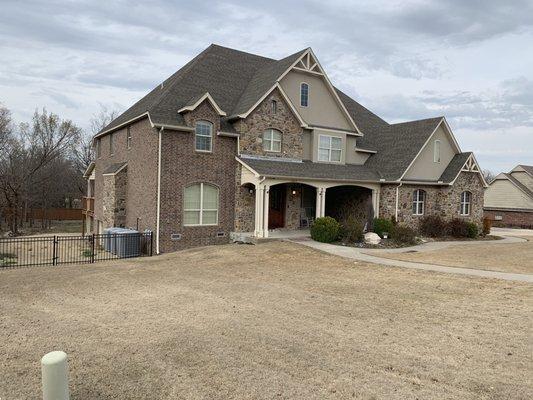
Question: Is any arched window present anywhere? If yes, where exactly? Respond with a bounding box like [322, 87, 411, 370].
[434, 140, 441, 163]
[184, 183, 219, 226]
[300, 82, 309, 107]
[263, 129, 282, 152]
[412, 189, 426, 215]
[460, 191, 471, 215]
[195, 120, 213, 152]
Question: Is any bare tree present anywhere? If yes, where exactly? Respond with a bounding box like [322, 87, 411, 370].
[72, 104, 120, 176]
[0, 104, 13, 155]
[0, 108, 81, 233]
[482, 169, 496, 184]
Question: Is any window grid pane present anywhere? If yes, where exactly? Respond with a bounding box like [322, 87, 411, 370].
[184, 183, 219, 226]
[195, 122, 212, 151]
[300, 83, 309, 106]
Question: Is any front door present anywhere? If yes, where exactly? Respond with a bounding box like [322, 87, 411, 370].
[268, 186, 285, 229]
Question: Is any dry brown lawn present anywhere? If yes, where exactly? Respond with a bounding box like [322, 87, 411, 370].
[0, 242, 531, 399]
[374, 239, 533, 275]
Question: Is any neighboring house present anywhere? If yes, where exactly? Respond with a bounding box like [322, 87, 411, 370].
[484, 165, 533, 228]
[83, 44, 487, 253]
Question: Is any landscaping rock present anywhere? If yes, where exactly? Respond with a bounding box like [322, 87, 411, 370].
[364, 232, 381, 245]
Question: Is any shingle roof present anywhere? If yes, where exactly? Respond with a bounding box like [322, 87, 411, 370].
[102, 162, 127, 175]
[238, 156, 380, 182]
[356, 117, 444, 181]
[518, 165, 533, 177]
[438, 152, 472, 183]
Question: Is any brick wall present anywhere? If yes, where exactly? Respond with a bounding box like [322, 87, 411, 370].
[93, 118, 158, 233]
[379, 171, 485, 230]
[484, 209, 533, 229]
[234, 88, 304, 159]
[234, 163, 255, 233]
[159, 100, 237, 252]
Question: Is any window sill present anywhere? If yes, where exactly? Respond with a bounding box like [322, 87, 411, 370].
[183, 224, 219, 227]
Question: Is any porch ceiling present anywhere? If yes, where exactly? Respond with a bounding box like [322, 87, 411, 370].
[238, 156, 381, 183]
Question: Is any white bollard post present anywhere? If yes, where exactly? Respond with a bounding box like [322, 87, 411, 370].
[41, 351, 70, 400]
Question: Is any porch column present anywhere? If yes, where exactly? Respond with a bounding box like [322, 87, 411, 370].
[262, 185, 270, 238]
[254, 185, 264, 237]
[320, 187, 326, 217]
[372, 188, 380, 218]
[315, 186, 326, 218]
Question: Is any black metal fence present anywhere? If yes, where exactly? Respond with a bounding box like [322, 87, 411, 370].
[0, 232, 153, 268]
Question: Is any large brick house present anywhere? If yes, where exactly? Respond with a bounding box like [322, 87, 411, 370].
[83, 44, 487, 253]
[484, 165, 533, 228]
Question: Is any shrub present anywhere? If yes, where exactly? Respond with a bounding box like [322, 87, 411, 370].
[447, 218, 469, 238]
[311, 217, 341, 243]
[373, 218, 394, 238]
[391, 225, 417, 245]
[482, 218, 492, 235]
[340, 216, 364, 243]
[467, 222, 479, 238]
[419, 215, 447, 238]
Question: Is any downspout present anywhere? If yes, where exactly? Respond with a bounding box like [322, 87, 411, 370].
[156, 127, 163, 254]
[395, 182, 403, 222]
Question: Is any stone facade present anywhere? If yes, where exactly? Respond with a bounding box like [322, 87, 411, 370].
[93, 118, 158, 233]
[234, 88, 304, 159]
[484, 209, 533, 229]
[234, 163, 255, 233]
[158, 100, 237, 252]
[284, 185, 302, 229]
[325, 186, 373, 226]
[379, 171, 485, 230]
[102, 168, 127, 228]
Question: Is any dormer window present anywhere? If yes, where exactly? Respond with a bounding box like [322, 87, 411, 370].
[271, 99, 277, 114]
[434, 140, 441, 163]
[300, 83, 309, 107]
[318, 135, 342, 162]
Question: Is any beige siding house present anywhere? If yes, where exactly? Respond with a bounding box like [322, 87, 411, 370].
[484, 165, 533, 228]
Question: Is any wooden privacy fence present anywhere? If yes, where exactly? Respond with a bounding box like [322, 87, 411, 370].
[0, 232, 153, 268]
[26, 208, 83, 221]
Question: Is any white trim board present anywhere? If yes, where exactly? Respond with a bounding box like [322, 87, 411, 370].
[178, 92, 227, 116]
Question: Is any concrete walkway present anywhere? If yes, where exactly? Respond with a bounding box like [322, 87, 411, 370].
[289, 237, 533, 283]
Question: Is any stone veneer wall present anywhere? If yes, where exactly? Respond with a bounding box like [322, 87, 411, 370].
[325, 187, 373, 226]
[234, 88, 304, 159]
[284, 185, 302, 229]
[234, 163, 255, 233]
[379, 171, 485, 230]
[159, 100, 237, 252]
[102, 168, 127, 228]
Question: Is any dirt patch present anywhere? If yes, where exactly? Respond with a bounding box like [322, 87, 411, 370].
[374, 239, 533, 275]
[0, 242, 531, 399]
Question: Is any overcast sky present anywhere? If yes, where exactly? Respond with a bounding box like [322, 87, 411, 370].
[1, 0, 532, 173]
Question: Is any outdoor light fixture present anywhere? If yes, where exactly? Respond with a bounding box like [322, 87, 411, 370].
[292, 190, 297, 195]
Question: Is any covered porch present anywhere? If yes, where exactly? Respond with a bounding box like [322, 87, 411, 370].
[237, 157, 381, 238]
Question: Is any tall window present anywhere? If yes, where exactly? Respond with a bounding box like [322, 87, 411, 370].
[96, 139, 101, 158]
[184, 183, 219, 226]
[460, 191, 471, 215]
[412, 189, 426, 215]
[318, 135, 342, 162]
[271, 99, 277, 114]
[126, 127, 132, 149]
[195, 121, 213, 152]
[109, 133, 114, 155]
[263, 129, 282, 152]
[300, 82, 309, 107]
[434, 140, 441, 163]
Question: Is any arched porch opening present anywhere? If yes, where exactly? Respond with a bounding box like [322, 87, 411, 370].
[268, 182, 317, 230]
[325, 185, 374, 229]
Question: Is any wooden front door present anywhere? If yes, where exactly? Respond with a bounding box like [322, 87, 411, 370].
[268, 186, 285, 229]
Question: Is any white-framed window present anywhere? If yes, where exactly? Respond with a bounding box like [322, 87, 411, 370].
[460, 191, 471, 215]
[109, 133, 114, 155]
[126, 127, 132, 149]
[195, 120, 213, 152]
[263, 129, 282, 152]
[412, 189, 426, 215]
[318, 135, 342, 162]
[271, 99, 277, 114]
[183, 183, 219, 226]
[434, 140, 441, 163]
[300, 82, 309, 107]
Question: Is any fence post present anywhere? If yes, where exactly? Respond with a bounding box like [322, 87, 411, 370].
[41, 351, 70, 400]
[91, 234, 95, 263]
[52, 236, 58, 266]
